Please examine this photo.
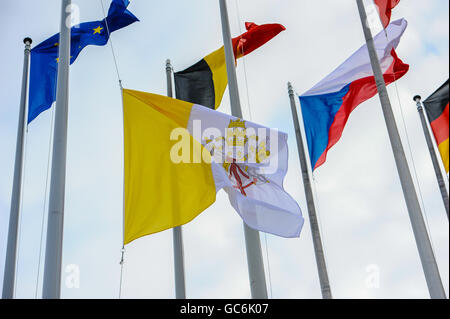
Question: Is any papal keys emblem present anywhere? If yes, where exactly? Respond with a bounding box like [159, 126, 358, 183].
[204, 119, 271, 196]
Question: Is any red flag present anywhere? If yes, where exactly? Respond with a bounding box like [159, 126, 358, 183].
[374, 0, 400, 28]
[231, 22, 286, 59]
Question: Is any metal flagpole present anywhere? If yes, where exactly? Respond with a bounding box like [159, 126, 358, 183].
[413, 95, 449, 219]
[287, 82, 332, 299]
[166, 59, 187, 299]
[356, 0, 446, 299]
[42, 0, 71, 299]
[2, 37, 32, 299]
[218, 0, 268, 299]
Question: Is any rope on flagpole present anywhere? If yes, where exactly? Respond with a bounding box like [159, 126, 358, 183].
[380, 29, 439, 255]
[294, 86, 333, 296]
[98, 0, 126, 298]
[310, 173, 332, 288]
[35, 66, 59, 298]
[263, 233, 274, 298]
[99, 0, 123, 88]
[234, 0, 254, 122]
[34, 103, 56, 298]
[118, 245, 125, 298]
[13, 121, 30, 298]
[234, 0, 273, 298]
[392, 82, 439, 252]
[31, 64, 57, 298]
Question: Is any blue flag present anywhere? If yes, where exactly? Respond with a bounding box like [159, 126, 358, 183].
[28, 0, 138, 123]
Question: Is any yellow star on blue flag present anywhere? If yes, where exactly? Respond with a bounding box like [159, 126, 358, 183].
[28, 0, 138, 123]
[93, 26, 104, 34]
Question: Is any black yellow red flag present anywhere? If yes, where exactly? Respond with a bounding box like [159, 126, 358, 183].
[423, 80, 449, 172]
[174, 22, 285, 110]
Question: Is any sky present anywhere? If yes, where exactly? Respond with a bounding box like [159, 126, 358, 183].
[0, 0, 448, 299]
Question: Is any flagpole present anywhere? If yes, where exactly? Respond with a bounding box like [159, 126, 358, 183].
[218, 0, 268, 299]
[356, 0, 446, 299]
[2, 37, 32, 299]
[287, 82, 332, 299]
[413, 95, 449, 219]
[166, 59, 187, 299]
[42, 0, 71, 299]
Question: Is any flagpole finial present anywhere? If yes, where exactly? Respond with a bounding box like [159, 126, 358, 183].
[287, 82, 294, 95]
[413, 95, 422, 110]
[23, 37, 32, 45]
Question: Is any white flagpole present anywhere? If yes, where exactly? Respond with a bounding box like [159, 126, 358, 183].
[42, 0, 71, 299]
[356, 0, 446, 299]
[2, 37, 32, 299]
[218, 0, 268, 299]
[166, 59, 187, 299]
[287, 82, 332, 299]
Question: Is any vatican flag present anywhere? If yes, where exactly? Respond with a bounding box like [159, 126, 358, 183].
[123, 89, 303, 245]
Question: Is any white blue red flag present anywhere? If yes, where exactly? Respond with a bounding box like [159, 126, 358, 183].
[299, 18, 409, 170]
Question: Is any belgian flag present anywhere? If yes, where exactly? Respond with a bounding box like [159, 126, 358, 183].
[423, 79, 449, 172]
[174, 22, 285, 110]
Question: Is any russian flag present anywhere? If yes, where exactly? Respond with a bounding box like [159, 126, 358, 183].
[299, 19, 409, 171]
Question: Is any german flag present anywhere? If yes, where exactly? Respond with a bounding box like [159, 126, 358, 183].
[174, 22, 285, 110]
[423, 79, 449, 172]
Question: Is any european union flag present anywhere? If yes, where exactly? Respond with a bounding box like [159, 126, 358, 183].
[28, 0, 138, 123]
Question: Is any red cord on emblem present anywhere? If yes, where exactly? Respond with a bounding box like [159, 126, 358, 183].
[229, 162, 256, 196]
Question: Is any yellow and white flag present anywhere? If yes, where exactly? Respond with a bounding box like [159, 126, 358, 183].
[123, 89, 303, 245]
